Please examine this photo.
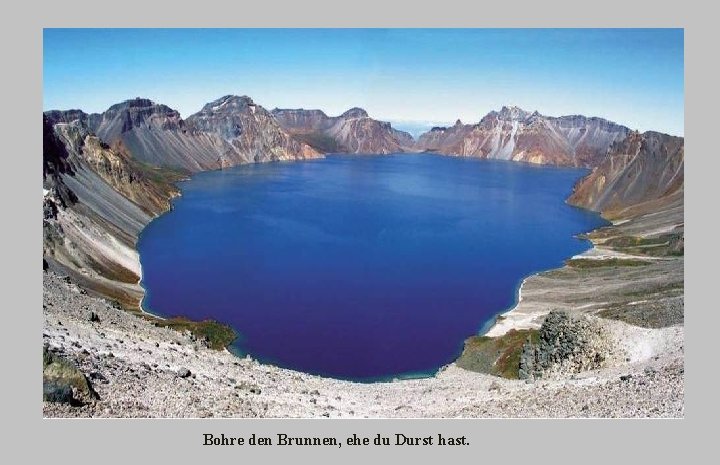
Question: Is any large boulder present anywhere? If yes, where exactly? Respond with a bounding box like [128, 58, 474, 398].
[43, 345, 98, 406]
[519, 311, 613, 380]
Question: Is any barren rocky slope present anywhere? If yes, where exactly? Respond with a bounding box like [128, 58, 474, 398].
[272, 107, 414, 154]
[568, 131, 684, 216]
[43, 115, 182, 307]
[415, 106, 630, 167]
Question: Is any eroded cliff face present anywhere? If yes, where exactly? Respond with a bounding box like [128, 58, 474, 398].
[271, 107, 415, 154]
[186, 95, 321, 167]
[47, 101, 223, 172]
[567, 131, 684, 217]
[271, 108, 330, 132]
[43, 116, 182, 307]
[47, 96, 321, 172]
[415, 106, 630, 167]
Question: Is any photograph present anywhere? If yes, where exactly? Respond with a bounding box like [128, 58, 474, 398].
[42, 28, 684, 418]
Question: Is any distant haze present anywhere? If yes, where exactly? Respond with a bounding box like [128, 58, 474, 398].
[44, 29, 684, 136]
[388, 120, 453, 139]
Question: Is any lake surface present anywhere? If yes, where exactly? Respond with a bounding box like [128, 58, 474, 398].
[138, 154, 607, 381]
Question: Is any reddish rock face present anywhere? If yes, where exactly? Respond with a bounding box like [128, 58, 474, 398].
[271, 108, 415, 154]
[185, 95, 321, 166]
[415, 106, 630, 168]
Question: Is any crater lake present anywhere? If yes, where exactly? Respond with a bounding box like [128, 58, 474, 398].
[137, 154, 608, 381]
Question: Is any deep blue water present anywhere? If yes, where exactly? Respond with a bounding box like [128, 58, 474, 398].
[138, 154, 607, 381]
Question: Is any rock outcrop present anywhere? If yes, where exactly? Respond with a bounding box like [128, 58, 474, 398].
[415, 106, 630, 167]
[518, 311, 615, 380]
[272, 107, 414, 154]
[43, 344, 98, 405]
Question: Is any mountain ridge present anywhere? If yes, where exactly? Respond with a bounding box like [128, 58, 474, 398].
[271, 106, 414, 154]
[46, 96, 322, 172]
[45, 98, 684, 218]
[415, 105, 633, 168]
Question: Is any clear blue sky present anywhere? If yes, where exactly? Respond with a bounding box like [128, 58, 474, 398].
[43, 29, 684, 136]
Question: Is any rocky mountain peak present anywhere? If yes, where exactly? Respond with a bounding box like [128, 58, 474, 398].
[340, 107, 369, 119]
[105, 98, 152, 111]
[497, 105, 532, 121]
[124, 97, 154, 108]
[199, 95, 256, 114]
[274, 107, 318, 114]
[478, 106, 533, 126]
[103, 98, 179, 119]
[47, 98, 186, 147]
[455, 119, 463, 126]
[44, 109, 89, 126]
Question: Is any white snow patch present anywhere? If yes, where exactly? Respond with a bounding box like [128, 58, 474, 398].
[212, 98, 232, 112]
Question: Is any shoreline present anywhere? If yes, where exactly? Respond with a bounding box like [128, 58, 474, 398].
[135, 188, 184, 320]
[42, 268, 685, 417]
[132, 187, 183, 321]
[480, 237, 605, 338]
[481, 276, 530, 338]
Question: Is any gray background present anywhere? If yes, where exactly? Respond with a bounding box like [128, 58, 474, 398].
[7, 0, 712, 462]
